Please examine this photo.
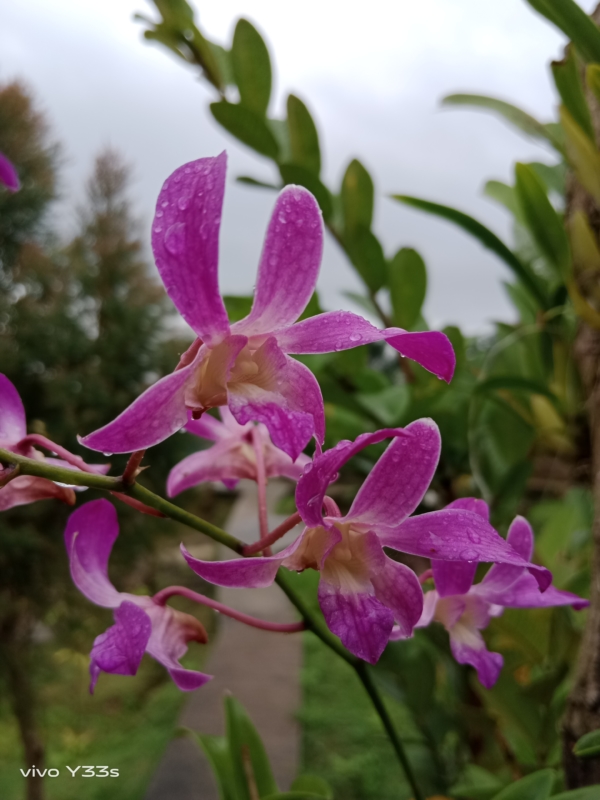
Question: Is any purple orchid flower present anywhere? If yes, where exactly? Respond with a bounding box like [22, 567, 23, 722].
[181, 420, 550, 664]
[0, 152, 19, 192]
[167, 407, 311, 496]
[65, 499, 211, 692]
[407, 500, 589, 688]
[0, 374, 108, 511]
[80, 152, 455, 462]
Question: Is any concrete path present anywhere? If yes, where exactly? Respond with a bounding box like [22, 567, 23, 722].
[145, 481, 304, 800]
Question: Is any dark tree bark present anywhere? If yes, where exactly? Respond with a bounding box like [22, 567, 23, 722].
[562, 4, 600, 787]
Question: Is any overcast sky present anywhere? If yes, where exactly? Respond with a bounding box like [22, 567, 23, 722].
[1, 0, 592, 332]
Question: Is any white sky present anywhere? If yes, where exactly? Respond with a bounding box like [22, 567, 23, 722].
[1, 0, 593, 332]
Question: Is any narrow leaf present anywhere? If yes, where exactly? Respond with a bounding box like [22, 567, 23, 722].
[344, 226, 387, 293]
[287, 94, 321, 174]
[524, 0, 600, 64]
[551, 787, 600, 799]
[491, 768, 554, 800]
[474, 375, 559, 404]
[210, 101, 279, 159]
[236, 176, 280, 189]
[552, 48, 595, 140]
[560, 105, 600, 204]
[484, 180, 522, 220]
[231, 19, 272, 116]
[442, 93, 557, 148]
[587, 63, 600, 102]
[279, 163, 332, 220]
[290, 775, 333, 798]
[569, 210, 600, 273]
[225, 695, 278, 800]
[388, 247, 427, 329]
[342, 159, 374, 232]
[514, 162, 571, 279]
[392, 195, 548, 308]
[573, 728, 600, 758]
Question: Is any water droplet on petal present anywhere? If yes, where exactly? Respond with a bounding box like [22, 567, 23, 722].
[156, 209, 164, 218]
[468, 529, 481, 544]
[164, 222, 186, 255]
[460, 548, 478, 561]
[161, 200, 169, 208]
[102, 452, 113, 457]
[349, 333, 362, 342]
[178, 195, 190, 211]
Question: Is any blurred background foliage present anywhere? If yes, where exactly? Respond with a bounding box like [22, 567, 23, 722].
[3, 0, 600, 797]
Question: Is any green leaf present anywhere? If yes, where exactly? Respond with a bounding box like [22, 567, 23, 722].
[388, 247, 427, 329]
[524, 0, 600, 64]
[442, 93, 559, 148]
[210, 101, 279, 159]
[587, 63, 600, 102]
[223, 295, 253, 322]
[341, 159, 374, 232]
[225, 695, 278, 800]
[236, 176, 280, 189]
[189, 26, 225, 91]
[344, 226, 387, 293]
[278, 163, 332, 220]
[551, 788, 600, 799]
[443, 324, 466, 370]
[573, 728, 600, 758]
[450, 764, 506, 799]
[151, 0, 195, 24]
[262, 793, 328, 800]
[551, 48, 595, 140]
[491, 769, 554, 800]
[392, 195, 548, 308]
[529, 161, 567, 196]
[569, 209, 600, 273]
[356, 384, 410, 426]
[290, 775, 333, 798]
[298, 291, 323, 320]
[473, 375, 559, 403]
[267, 119, 292, 163]
[560, 105, 600, 204]
[231, 19, 272, 116]
[209, 42, 236, 87]
[514, 162, 571, 279]
[484, 180, 523, 220]
[194, 733, 237, 800]
[286, 95, 321, 174]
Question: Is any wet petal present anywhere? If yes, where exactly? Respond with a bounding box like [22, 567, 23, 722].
[184, 410, 231, 441]
[0, 373, 27, 444]
[234, 186, 323, 335]
[480, 517, 535, 593]
[145, 604, 212, 691]
[275, 312, 455, 382]
[431, 560, 478, 598]
[371, 554, 423, 639]
[448, 624, 503, 689]
[318, 580, 394, 664]
[296, 428, 408, 529]
[167, 440, 255, 496]
[80, 364, 194, 453]
[64, 499, 122, 607]
[506, 515, 534, 561]
[151, 154, 230, 344]
[478, 570, 589, 610]
[379, 509, 552, 591]
[89, 601, 152, 692]
[414, 590, 439, 630]
[0, 152, 20, 192]
[0, 476, 75, 511]
[446, 497, 490, 520]
[347, 419, 440, 527]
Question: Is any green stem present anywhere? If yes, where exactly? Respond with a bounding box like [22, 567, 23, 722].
[0, 447, 424, 798]
[355, 662, 425, 800]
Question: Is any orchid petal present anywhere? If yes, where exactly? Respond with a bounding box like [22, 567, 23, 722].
[0, 153, 19, 192]
[181, 534, 304, 588]
[449, 627, 503, 689]
[263, 434, 311, 481]
[80, 363, 194, 453]
[0, 374, 27, 443]
[0, 476, 75, 511]
[296, 428, 408, 529]
[371, 555, 423, 639]
[64, 500, 122, 608]
[414, 590, 439, 630]
[432, 560, 478, 598]
[89, 601, 151, 692]
[478, 571, 589, 610]
[274, 311, 455, 382]
[184, 410, 230, 441]
[145, 605, 212, 691]
[234, 186, 323, 335]
[167, 440, 254, 496]
[347, 419, 440, 527]
[446, 497, 490, 520]
[318, 580, 394, 664]
[506, 515, 534, 561]
[151, 154, 230, 344]
[378, 509, 552, 591]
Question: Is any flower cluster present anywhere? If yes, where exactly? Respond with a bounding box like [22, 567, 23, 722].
[0, 153, 588, 693]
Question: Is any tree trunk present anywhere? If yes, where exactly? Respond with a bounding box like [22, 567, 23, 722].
[562, 4, 600, 787]
[0, 610, 46, 800]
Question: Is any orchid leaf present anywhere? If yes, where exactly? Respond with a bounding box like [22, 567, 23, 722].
[344, 225, 387, 293]
[236, 175, 280, 189]
[551, 787, 600, 799]
[195, 733, 237, 800]
[342, 159, 374, 232]
[514, 162, 571, 279]
[551, 48, 594, 141]
[587, 63, 600, 102]
[450, 764, 506, 799]
[279, 163, 332, 219]
[392, 194, 548, 308]
[442, 93, 559, 148]
[210, 101, 279, 159]
[573, 728, 600, 758]
[290, 775, 333, 797]
[232, 19, 272, 116]
[524, 0, 600, 64]
[223, 295, 253, 322]
[268, 118, 292, 163]
[388, 247, 427, 330]
[491, 768, 554, 800]
[225, 694, 278, 800]
[529, 161, 567, 196]
[262, 793, 328, 799]
[484, 180, 522, 220]
[356, 384, 410, 427]
[560, 105, 600, 204]
[287, 94, 321, 174]
[569, 210, 600, 273]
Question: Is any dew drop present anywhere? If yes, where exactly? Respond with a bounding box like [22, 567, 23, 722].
[161, 200, 169, 208]
[102, 452, 113, 457]
[349, 333, 362, 342]
[467, 530, 481, 544]
[156, 209, 164, 218]
[178, 195, 190, 211]
[164, 222, 186, 255]
[460, 548, 478, 561]
[278, 213, 287, 224]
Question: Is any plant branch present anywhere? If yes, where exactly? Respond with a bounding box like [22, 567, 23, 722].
[243, 512, 302, 556]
